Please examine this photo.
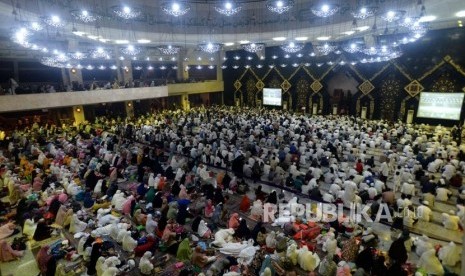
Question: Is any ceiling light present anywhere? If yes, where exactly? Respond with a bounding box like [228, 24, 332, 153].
[162, 2, 190, 17]
[42, 15, 65, 28]
[160, 65, 167, 70]
[342, 31, 355, 35]
[352, 6, 377, 19]
[71, 9, 101, 23]
[113, 5, 141, 19]
[267, 0, 294, 14]
[295, 37, 308, 41]
[399, 17, 418, 28]
[208, 65, 215, 69]
[272, 55, 278, 59]
[119, 56, 125, 60]
[456, 11, 465, 17]
[224, 42, 235, 46]
[110, 65, 117, 70]
[233, 65, 240, 69]
[98, 65, 107, 70]
[239, 40, 250, 44]
[172, 65, 178, 69]
[99, 38, 109, 43]
[256, 64, 263, 69]
[272, 37, 286, 41]
[281, 42, 304, 53]
[158, 45, 181, 55]
[87, 35, 98, 40]
[72, 31, 86, 36]
[196, 65, 203, 70]
[242, 43, 265, 53]
[247, 56, 253, 60]
[233, 55, 240, 60]
[418, 15, 436, 22]
[363, 46, 378, 55]
[215, 2, 242, 16]
[356, 26, 370, 31]
[115, 40, 129, 44]
[147, 65, 154, 70]
[311, 4, 340, 18]
[296, 53, 303, 57]
[199, 43, 222, 53]
[304, 63, 311, 66]
[316, 36, 331, 41]
[86, 65, 94, 70]
[221, 65, 228, 69]
[138, 39, 151, 44]
[309, 52, 316, 57]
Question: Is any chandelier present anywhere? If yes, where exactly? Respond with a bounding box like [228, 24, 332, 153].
[311, 4, 340, 18]
[42, 15, 65, 28]
[362, 47, 378, 55]
[69, 51, 87, 60]
[54, 53, 70, 63]
[121, 45, 141, 56]
[162, 2, 190, 17]
[381, 10, 405, 23]
[316, 43, 337, 55]
[157, 45, 181, 55]
[71, 10, 101, 23]
[266, 0, 294, 14]
[280, 42, 304, 53]
[28, 21, 43, 31]
[11, 28, 31, 47]
[113, 6, 142, 20]
[377, 46, 393, 56]
[351, 7, 377, 19]
[40, 57, 62, 68]
[399, 16, 419, 28]
[199, 43, 222, 53]
[242, 43, 265, 53]
[91, 47, 110, 59]
[343, 43, 361, 53]
[215, 2, 242, 16]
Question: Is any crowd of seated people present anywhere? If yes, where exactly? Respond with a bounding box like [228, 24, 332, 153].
[0, 106, 463, 276]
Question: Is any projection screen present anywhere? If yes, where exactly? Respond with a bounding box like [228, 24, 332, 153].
[263, 88, 282, 106]
[417, 92, 464, 120]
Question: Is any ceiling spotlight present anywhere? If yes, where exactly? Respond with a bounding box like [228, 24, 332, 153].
[215, 1, 242, 16]
[113, 5, 141, 19]
[71, 9, 101, 23]
[98, 65, 107, 70]
[267, 0, 294, 14]
[110, 65, 117, 70]
[162, 2, 190, 17]
[311, 4, 340, 17]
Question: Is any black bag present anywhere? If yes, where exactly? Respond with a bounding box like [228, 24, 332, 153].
[11, 236, 27, 251]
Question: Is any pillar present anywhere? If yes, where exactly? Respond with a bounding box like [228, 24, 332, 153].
[177, 49, 186, 82]
[118, 60, 133, 84]
[13, 61, 19, 81]
[181, 94, 190, 110]
[217, 51, 224, 81]
[67, 40, 84, 88]
[72, 106, 85, 125]
[125, 101, 135, 118]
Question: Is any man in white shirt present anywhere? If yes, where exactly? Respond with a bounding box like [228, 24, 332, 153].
[417, 201, 432, 222]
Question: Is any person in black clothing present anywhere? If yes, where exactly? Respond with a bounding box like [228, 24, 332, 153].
[234, 219, 251, 240]
[266, 190, 278, 204]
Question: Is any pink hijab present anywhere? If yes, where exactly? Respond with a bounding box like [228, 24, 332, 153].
[122, 195, 135, 215]
[228, 213, 240, 229]
[0, 240, 23, 262]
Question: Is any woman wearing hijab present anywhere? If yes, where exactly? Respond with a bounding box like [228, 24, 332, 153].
[36, 245, 51, 275]
[228, 213, 241, 230]
[145, 214, 157, 234]
[145, 186, 155, 204]
[197, 220, 212, 239]
[234, 219, 251, 240]
[33, 218, 52, 241]
[191, 216, 202, 233]
[204, 199, 214, 218]
[153, 192, 163, 209]
[266, 190, 277, 204]
[239, 195, 251, 212]
[251, 221, 263, 245]
[192, 246, 216, 268]
[176, 238, 192, 262]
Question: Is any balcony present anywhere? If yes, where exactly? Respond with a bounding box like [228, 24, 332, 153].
[0, 81, 224, 112]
